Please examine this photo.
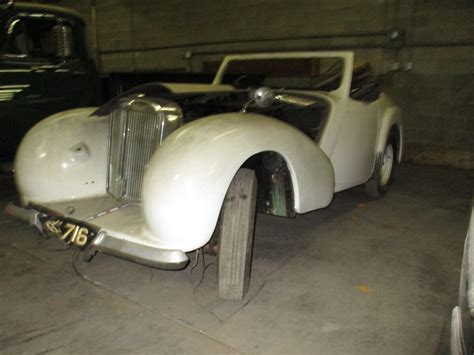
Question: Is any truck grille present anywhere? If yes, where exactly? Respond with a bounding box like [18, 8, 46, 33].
[107, 108, 164, 201]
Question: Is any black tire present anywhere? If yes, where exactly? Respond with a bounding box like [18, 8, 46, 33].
[218, 168, 257, 301]
[365, 136, 396, 198]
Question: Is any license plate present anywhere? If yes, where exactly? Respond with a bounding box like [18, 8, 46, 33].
[40, 216, 98, 250]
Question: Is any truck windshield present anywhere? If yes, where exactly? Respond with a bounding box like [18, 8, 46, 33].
[4, 17, 68, 59]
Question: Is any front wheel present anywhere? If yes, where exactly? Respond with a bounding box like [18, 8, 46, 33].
[365, 138, 396, 198]
[218, 168, 257, 301]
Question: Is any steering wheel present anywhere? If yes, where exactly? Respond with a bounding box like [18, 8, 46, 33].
[232, 74, 264, 89]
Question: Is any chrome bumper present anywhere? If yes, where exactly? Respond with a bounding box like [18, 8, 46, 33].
[92, 232, 188, 270]
[5, 201, 42, 229]
[4, 202, 189, 270]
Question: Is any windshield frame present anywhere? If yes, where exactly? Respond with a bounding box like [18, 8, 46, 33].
[212, 51, 353, 99]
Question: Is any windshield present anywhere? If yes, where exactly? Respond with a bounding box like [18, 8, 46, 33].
[220, 57, 343, 91]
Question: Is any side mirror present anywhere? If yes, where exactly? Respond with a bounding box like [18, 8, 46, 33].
[52, 24, 74, 59]
[253, 87, 274, 108]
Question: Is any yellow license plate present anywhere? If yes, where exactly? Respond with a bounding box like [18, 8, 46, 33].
[42, 217, 98, 249]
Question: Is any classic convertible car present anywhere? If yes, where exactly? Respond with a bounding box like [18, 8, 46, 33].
[6, 51, 403, 300]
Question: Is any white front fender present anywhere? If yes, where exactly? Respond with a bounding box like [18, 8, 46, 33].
[14, 108, 108, 205]
[142, 113, 334, 252]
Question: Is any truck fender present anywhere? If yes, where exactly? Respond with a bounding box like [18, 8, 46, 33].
[142, 113, 335, 252]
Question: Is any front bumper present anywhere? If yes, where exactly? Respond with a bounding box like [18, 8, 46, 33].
[5, 201, 189, 270]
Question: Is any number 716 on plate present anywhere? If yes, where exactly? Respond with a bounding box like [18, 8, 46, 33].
[60, 223, 89, 247]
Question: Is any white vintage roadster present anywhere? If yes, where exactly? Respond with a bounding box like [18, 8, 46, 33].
[7, 51, 403, 300]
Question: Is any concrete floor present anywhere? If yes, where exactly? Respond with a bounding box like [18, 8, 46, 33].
[0, 164, 472, 354]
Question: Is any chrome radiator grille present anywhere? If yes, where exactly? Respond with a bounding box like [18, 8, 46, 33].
[107, 95, 183, 201]
[108, 108, 165, 201]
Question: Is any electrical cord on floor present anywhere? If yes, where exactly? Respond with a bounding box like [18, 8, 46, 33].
[36, 231, 72, 252]
[188, 248, 215, 290]
[189, 248, 201, 273]
[148, 267, 154, 282]
[71, 250, 103, 287]
[188, 248, 222, 324]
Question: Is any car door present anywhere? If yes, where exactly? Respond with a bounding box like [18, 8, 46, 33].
[330, 98, 378, 192]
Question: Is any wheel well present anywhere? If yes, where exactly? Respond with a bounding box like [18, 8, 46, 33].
[242, 151, 296, 218]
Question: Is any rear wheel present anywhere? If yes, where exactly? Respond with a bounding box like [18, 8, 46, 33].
[218, 168, 257, 301]
[365, 137, 396, 198]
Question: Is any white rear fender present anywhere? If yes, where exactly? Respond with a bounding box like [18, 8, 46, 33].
[376, 94, 404, 162]
[142, 113, 335, 252]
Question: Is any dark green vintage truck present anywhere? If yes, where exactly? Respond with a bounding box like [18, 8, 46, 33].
[0, 2, 98, 163]
[0, 1, 217, 165]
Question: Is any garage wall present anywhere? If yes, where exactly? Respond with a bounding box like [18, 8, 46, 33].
[53, 0, 474, 168]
